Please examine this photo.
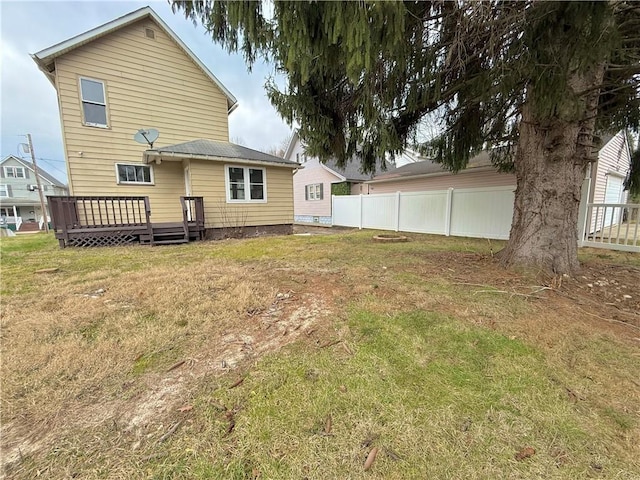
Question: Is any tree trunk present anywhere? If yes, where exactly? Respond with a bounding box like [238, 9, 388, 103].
[500, 66, 605, 275]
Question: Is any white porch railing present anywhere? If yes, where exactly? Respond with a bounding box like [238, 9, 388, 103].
[580, 203, 640, 252]
[1, 216, 23, 230]
[39, 215, 51, 230]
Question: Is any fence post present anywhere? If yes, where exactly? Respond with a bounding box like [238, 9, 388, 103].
[395, 191, 401, 232]
[359, 194, 363, 229]
[578, 165, 591, 246]
[331, 194, 335, 226]
[445, 187, 453, 236]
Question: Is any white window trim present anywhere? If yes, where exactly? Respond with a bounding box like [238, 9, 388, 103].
[224, 165, 268, 203]
[115, 163, 155, 185]
[79, 76, 109, 128]
[0, 185, 9, 198]
[3, 166, 25, 178]
[306, 183, 322, 201]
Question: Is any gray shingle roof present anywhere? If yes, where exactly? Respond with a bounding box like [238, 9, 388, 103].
[148, 140, 299, 167]
[371, 152, 492, 181]
[323, 157, 391, 182]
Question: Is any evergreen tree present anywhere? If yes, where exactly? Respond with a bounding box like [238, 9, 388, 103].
[173, 1, 640, 274]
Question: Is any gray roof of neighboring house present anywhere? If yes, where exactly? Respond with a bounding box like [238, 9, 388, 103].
[371, 151, 492, 182]
[323, 157, 391, 182]
[146, 139, 299, 167]
[0, 155, 66, 187]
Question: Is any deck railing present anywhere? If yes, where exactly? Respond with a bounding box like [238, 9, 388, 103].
[181, 196, 205, 238]
[580, 203, 640, 252]
[47, 195, 206, 247]
[48, 196, 152, 229]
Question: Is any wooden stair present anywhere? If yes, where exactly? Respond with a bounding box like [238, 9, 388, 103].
[18, 222, 40, 232]
[141, 222, 188, 245]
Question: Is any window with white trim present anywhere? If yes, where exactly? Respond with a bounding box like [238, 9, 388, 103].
[305, 183, 323, 200]
[80, 77, 108, 127]
[225, 166, 266, 202]
[0, 185, 9, 197]
[116, 163, 153, 185]
[3, 166, 25, 178]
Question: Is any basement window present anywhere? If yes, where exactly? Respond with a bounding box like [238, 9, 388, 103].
[116, 163, 154, 185]
[79, 77, 108, 128]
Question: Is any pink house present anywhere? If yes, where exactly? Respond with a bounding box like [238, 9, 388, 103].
[285, 131, 388, 225]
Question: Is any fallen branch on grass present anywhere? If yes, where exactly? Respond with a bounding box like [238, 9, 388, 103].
[157, 421, 182, 443]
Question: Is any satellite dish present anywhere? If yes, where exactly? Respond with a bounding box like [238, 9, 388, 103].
[133, 128, 160, 148]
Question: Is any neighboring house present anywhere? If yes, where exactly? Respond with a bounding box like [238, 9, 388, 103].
[367, 151, 512, 194]
[31, 6, 297, 245]
[585, 131, 633, 230]
[0, 155, 67, 231]
[284, 130, 389, 225]
[368, 132, 631, 205]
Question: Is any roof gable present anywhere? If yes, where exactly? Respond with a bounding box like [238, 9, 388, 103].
[285, 130, 390, 181]
[31, 6, 237, 112]
[0, 155, 66, 187]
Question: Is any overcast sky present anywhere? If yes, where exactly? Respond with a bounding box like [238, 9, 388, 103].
[0, 0, 293, 183]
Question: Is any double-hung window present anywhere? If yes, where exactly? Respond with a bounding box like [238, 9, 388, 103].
[305, 183, 323, 200]
[3, 166, 25, 179]
[80, 77, 108, 127]
[0, 185, 9, 198]
[225, 166, 266, 202]
[116, 163, 153, 185]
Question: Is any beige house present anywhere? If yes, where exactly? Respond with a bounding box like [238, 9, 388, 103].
[32, 6, 297, 245]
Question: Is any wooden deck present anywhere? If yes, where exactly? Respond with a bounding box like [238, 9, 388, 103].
[47, 196, 205, 248]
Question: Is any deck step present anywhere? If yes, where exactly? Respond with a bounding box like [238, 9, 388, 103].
[153, 238, 189, 245]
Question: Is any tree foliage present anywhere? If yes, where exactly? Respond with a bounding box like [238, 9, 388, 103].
[174, 1, 639, 174]
[173, 1, 640, 274]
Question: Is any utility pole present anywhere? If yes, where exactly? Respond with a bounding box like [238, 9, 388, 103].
[25, 134, 50, 233]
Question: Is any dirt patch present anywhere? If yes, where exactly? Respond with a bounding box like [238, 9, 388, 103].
[0, 274, 338, 476]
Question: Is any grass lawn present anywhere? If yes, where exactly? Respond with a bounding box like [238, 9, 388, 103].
[1, 231, 639, 479]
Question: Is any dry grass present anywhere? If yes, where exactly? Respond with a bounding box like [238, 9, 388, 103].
[1, 231, 639, 479]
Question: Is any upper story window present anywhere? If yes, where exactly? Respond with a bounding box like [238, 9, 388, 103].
[225, 166, 266, 203]
[80, 77, 108, 127]
[305, 183, 323, 200]
[0, 185, 9, 197]
[3, 166, 25, 178]
[116, 163, 153, 185]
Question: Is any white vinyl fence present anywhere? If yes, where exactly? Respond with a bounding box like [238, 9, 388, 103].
[332, 186, 640, 252]
[332, 186, 515, 240]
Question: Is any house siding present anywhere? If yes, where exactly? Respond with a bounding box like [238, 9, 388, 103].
[189, 160, 294, 228]
[590, 131, 630, 205]
[293, 157, 342, 220]
[54, 17, 230, 222]
[368, 168, 516, 194]
[0, 157, 66, 221]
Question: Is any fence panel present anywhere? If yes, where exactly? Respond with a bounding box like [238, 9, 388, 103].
[362, 194, 397, 230]
[449, 187, 515, 240]
[332, 195, 361, 227]
[398, 191, 448, 234]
